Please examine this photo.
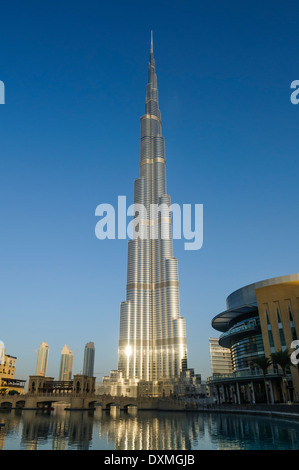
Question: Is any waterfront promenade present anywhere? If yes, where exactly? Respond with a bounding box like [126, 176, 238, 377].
[197, 403, 299, 419]
[2, 390, 299, 420]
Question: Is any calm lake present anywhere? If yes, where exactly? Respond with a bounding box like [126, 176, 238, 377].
[0, 404, 299, 450]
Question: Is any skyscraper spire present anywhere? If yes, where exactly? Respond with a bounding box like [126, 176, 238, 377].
[117, 34, 188, 390]
[146, 32, 159, 120]
[150, 30, 153, 54]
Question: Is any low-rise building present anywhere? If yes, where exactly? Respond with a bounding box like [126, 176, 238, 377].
[0, 353, 26, 395]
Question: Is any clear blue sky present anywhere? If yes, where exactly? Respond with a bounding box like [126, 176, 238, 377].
[0, 0, 298, 383]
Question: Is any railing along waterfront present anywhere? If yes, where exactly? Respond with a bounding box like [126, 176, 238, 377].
[207, 369, 284, 384]
[27, 391, 73, 397]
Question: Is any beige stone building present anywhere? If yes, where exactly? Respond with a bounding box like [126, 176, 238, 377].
[0, 353, 25, 395]
[256, 279, 299, 401]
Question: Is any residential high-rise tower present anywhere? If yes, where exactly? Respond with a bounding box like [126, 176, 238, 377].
[83, 341, 95, 377]
[35, 341, 49, 377]
[58, 345, 73, 381]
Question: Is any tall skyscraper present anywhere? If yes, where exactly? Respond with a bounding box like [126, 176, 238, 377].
[58, 345, 73, 381]
[117, 34, 188, 385]
[35, 341, 49, 376]
[83, 341, 95, 377]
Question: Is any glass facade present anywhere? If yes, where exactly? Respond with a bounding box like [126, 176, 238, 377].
[266, 309, 275, 352]
[289, 306, 298, 341]
[276, 307, 287, 349]
[231, 334, 264, 371]
[59, 345, 73, 381]
[210, 274, 299, 404]
[218, 315, 264, 371]
[35, 342, 49, 377]
[83, 342, 95, 377]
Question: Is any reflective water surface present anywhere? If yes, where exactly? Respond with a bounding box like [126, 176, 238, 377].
[0, 404, 299, 450]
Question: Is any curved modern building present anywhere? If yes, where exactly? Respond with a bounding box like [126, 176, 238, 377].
[208, 274, 299, 404]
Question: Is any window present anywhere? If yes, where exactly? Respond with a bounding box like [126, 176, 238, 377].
[277, 307, 286, 349]
[289, 306, 298, 341]
[277, 308, 282, 325]
[268, 330, 275, 349]
[266, 309, 275, 352]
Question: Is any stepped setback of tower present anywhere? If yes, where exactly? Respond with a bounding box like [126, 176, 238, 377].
[117, 35, 188, 385]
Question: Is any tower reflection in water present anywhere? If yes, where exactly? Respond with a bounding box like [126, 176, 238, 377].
[1, 406, 299, 450]
[20, 405, 94, 450]
[98, 410, 203, 450]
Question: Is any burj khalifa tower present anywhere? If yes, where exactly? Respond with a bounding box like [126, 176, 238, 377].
[117, 33, 188, 387]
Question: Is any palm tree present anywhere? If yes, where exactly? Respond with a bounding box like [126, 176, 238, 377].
[252, 356, 272, 404]
[271, 349, 294, 403]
